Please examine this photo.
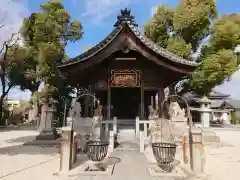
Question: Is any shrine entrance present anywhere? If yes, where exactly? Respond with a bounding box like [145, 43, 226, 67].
[110, 69, 141, 122]
[58, 9, 200, 128]
[111, 87, 140, 119]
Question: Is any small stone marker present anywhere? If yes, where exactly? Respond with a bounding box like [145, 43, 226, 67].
[60, 126, 73, 173]
[191, 129, 205, 173]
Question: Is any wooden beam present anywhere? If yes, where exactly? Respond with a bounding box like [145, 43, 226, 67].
[107, 75, 111, 120]
[115, 57, 136, 61]
[158, 87, 164, 117]
[140, 77, 145, 120]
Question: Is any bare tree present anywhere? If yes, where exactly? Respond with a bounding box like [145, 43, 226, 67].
[0, 24, 21, 124]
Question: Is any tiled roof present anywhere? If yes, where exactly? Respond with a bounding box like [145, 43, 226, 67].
[209, 90, 230, 98]
[59, 9, 200, 68]
[225, 99, 240, 109]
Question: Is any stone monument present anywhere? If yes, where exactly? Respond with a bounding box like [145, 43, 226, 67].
[36, 103, 57, 140]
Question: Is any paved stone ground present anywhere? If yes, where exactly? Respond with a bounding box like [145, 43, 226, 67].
[0, 126, 60, 180]
[72, 151, 154, 180]
[0, 126, 240, 180]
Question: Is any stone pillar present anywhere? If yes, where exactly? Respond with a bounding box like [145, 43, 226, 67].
[59, 126, 73, 173]
[36, 103, 56, 140]
[151, 96, 154, 107]
[140, 131, 145, 153]
[155, 94, 158, 111]
[144, 123, 148, 137]
[135, 116, 140, 137]
[190, 129, 205, 173]
[107, 130, 114, 157]
[198, 96, 212, 128]
[113, 117, 117, 135]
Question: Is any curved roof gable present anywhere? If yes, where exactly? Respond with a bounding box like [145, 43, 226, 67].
[59, 9, 200, 68]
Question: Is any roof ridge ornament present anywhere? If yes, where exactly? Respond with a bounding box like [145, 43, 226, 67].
[114, 8, 138, 27]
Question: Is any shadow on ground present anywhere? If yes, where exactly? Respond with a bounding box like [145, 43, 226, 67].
[0, 124, 37, 132]
[4, 135, 37, 143]
[0, 143, 58, 155]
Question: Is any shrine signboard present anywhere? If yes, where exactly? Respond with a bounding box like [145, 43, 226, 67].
[111, 69, 140, 87]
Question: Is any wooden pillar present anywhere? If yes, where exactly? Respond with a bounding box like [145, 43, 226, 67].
[84, 86, 90, 117]
[140, 79, 144, 120]
[158, 87, 164, 117]
[89, 86, 94, 117]
[107, 80, 111, 120]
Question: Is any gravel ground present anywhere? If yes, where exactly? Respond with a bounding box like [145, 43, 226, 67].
[203, 130, 240, 180]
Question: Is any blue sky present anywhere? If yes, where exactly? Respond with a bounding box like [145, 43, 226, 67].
[27, 0, 240, 58]
[1, 0, 240, 100]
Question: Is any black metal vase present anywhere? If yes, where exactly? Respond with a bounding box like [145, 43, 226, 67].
[87, 140, 109, 162]
[152, 142, 177, 172]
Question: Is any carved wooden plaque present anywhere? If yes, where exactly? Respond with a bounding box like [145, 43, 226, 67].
[111, 69, 140, 87]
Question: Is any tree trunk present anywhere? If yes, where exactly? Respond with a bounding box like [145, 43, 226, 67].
[0, 94, 5, 126]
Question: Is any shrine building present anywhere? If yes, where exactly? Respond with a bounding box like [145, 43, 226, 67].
[58, 9, 199, 126]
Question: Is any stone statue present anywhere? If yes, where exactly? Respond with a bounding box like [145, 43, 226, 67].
[68, 99, 76, 117]
[168, 101, 187, 122]
[92, 104, 103, 128]
[94, 104, 103, 117]
[148, 105, 159, 120]
[75, 102, 82, 118]
[68, 100, 82, 118]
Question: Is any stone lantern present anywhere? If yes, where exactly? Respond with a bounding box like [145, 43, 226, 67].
[36, 85, 58, 140]
[198, 96, 212, 128]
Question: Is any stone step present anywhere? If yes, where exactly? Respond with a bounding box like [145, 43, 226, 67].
[118, 130, 136, 138]
[118, 129, 135, 133]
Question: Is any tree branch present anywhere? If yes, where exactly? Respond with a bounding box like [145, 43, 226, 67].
[0, 19, 4, 29]
[5, 84, 13, 95]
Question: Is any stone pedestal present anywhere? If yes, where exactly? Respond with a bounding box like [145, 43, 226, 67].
[201, 128, 220, 143]
[36, 103, 56, 140]
[36, 128, 56, 140]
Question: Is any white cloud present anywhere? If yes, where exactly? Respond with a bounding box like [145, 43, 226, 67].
[8, 87, 31, 100]
[215, 70, 240, 99]
[0, 0, 29, 45]
[151, 5, 158, 16]
[81, 0, 136, 24]
[0, 0, 30, 100]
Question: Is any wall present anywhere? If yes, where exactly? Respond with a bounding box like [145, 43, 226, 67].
[231, 110, 240, 124]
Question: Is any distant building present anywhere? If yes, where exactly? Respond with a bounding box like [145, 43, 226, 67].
[3, 98, 30, 125]
[183, 90, 240, 124]
[183, 90, 230, 107]
[214, 99, 240, 124]
[5, 99, 21, 112]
